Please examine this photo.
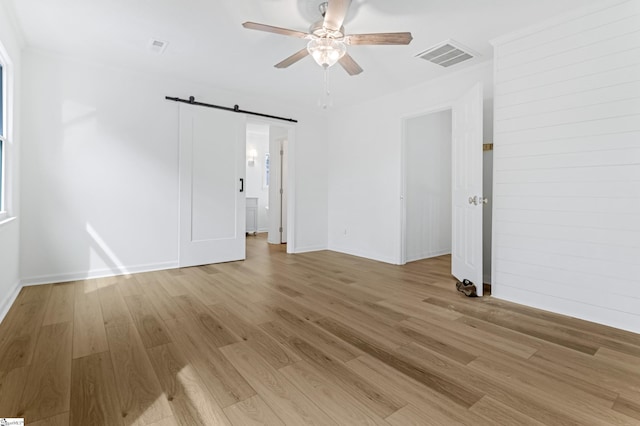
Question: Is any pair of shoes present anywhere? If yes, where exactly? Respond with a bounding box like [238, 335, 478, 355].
[456, 279, 477, 297]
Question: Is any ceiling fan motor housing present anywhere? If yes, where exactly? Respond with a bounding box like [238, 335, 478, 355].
[310, 20, 345, 39]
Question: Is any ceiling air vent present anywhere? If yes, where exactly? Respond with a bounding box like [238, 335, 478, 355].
[148, 38, 168, 54]
[416, 40, 477, 68]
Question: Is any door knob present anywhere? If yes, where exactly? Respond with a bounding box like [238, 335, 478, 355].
[468, 196, 488, 205]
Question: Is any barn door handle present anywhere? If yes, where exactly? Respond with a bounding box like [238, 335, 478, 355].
[239, 178, 244, 192]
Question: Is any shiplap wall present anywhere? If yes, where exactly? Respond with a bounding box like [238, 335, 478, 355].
[491, 0, 640, 334]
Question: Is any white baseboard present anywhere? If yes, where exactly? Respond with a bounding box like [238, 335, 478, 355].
[20, 261, 180, 286]
[0, 280, 22, 324]
[328, 246, 398, 265]
[406, 249, 451, 263]
[493, 284, 640, 335]
[293, 245, 328, 254]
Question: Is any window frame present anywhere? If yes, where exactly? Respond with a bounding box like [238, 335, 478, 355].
[0, 45, 11, 223]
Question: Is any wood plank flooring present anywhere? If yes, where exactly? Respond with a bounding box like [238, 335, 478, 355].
[1, 233, 640, 425]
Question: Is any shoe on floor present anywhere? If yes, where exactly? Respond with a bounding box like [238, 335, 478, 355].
[456, 280, 478, 297]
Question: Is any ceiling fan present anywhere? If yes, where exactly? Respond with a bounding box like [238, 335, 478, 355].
[242, 0, 413, 76]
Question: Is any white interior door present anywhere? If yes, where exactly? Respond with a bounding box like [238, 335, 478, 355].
[268, 128, 288, 245]
[451, 83, 484, 295]
[179, 104, 246, 267]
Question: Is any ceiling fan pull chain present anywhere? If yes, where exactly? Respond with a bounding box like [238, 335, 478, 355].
[319, 65, 333, 109]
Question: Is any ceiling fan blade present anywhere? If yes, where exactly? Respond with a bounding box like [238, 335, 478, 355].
[323, 0, 351, 32]
[346, 32, 413, 45]
[242, 22, 309, 39]
[275, 48, 310, 68]
[338, 53, 363, 76]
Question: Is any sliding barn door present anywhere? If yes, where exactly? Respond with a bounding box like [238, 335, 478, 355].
[179, 104, 246, 267]
[451, 83, 484, 295]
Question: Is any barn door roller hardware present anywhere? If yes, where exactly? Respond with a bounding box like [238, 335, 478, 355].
[165, 96, 298, 123]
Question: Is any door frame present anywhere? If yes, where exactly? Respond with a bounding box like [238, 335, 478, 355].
[399, 84, 487, 295]
[246, 116, 297, 254]
[399, 103, 454, 266]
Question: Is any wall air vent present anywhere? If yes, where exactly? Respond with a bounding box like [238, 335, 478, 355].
[416, 40, 478, 68]
[148, 38, 168, 54]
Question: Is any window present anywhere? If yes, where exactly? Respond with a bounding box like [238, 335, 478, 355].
[0, 62, 5, 217]
[0, 54, 9, 222]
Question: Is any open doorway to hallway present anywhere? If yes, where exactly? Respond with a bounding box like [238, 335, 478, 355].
[403, 109, 453, 264]
[401, 107, 493, 288]
[245, 121, 290, 254]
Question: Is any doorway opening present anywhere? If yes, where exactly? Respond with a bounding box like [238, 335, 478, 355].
[402, 109, 453, 264]
[400, 98, 493, 291]
[245, 122, 270, 240]
[245, 120, 293, 254]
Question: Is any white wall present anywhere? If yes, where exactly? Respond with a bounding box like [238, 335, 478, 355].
[20, 49, 328, 284]
[405, 110, 452, 262]
[327, 62, 493, 264]
[492, 0, 640, 333]
[0, 2, 23, 320]
[246, 124, 269, 231]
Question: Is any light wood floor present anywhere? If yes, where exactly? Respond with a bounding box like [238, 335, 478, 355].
[1, 235, 640, 425]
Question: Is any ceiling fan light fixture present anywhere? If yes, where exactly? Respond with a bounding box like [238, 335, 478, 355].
[307, 38, 346, 68]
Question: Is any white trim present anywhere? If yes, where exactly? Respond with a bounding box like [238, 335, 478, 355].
[20, 261, 179, 286]
[0, 212, 13, 225]
[285, 129, 295, 252]
[0, 136, 5, 215]
[405, 249, 451, 264]
[494, 286, 640, 335]
[329, 247, 399, 266]
[0, 280, 21, 324]
[292, 244, 328, 254]
[0, 36, 15, 220]
[490, 55, 499, 296]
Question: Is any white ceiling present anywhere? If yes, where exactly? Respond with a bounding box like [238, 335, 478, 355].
[7, 0, 602, 108]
